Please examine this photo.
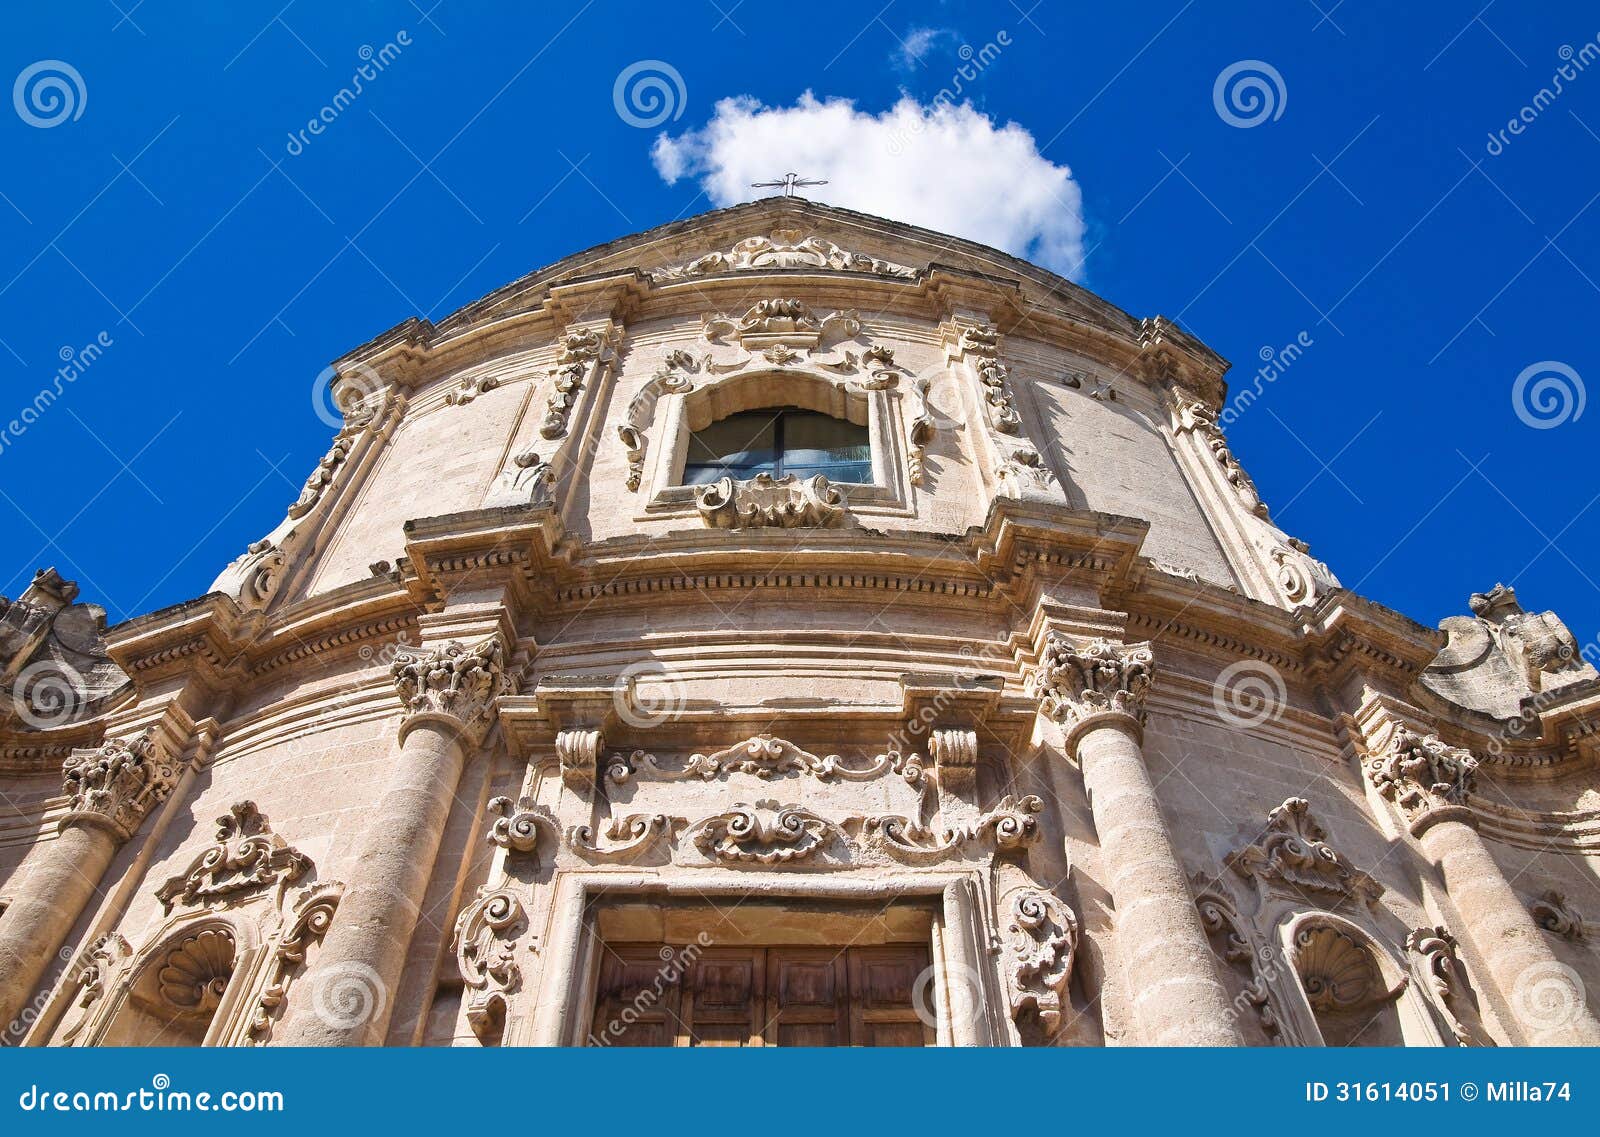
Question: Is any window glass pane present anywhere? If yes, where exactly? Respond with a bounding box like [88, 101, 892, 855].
[780, 412, 870, 471]
[681, 407, 873, 487]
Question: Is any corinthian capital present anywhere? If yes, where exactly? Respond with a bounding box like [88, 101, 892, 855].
[1364, 725, 1478, 833]
[61, 732, 176, 840]
[391, 639, 512, 746]
[1029, 635, 1154, 740]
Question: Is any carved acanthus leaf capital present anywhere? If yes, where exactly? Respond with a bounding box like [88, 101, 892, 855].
[61, 732, 176, 840]
[1364, 726, 1478, 832]
[391, 639, 512, 745]
[1029, 635, 1154, 738]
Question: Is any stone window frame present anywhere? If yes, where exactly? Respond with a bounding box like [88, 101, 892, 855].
[526, 870, 1006, 1046]
[635, 368, 917, 522]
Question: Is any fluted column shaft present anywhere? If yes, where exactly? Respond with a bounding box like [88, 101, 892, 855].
[275, 637, 508, 1047]
[1031, 634, 1243, 1046]
[0, 822, 119, 1034]
[1422, 818, 1600, 1045]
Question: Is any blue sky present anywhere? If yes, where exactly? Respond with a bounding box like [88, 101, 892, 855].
[2, 1, 1598, 644]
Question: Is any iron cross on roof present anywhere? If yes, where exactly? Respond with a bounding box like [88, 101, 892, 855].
[750, 172, 829, 197]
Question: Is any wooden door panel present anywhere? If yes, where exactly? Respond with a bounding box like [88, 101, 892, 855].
[591, 941, 932, 1047]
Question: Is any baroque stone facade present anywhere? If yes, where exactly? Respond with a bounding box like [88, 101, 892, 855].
[3, 197, 1599, 1047]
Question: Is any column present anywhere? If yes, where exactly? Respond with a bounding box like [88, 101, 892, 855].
[1031, 633, 1243, 1046]
[1366, 726, 1600, 1046]
[0, 734, 173, 1034]
[275, 638, 509, 1047]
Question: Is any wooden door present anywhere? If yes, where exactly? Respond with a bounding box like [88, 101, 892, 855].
[591, 943, 933, 1046]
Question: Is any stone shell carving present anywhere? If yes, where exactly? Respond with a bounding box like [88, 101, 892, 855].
[156, 801, 312, 913]
[61, 732, 175, 840]
[155, 927, 236, 1016]
[1029, 635, 1154, 733]
[1226, 797, 1381, 904]
[686, 800, 845, 864]
[1003, 888, 1079, 1035]
[1292, 924, 1406, 1014]
[390, 639, 512, 745]
[1364, 726, 1478, 827]
[651, 229, 918, 281]
[695, 472, 849, 529]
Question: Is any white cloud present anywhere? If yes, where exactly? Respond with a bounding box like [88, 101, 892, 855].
[894, 26, 956, 70]
[651, 94, 1087, 278]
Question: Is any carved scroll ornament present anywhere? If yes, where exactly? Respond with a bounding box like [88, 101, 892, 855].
[1003, 888, 1079, 1035]
[695, 472, 849, 529]
[156, 801, 312, 913]
[1226, 797, 1381, 904]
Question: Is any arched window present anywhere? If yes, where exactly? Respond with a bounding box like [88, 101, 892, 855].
[682, 406, 871, 486]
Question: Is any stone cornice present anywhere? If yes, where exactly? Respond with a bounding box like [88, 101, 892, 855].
[1299, 590, 1446, 690]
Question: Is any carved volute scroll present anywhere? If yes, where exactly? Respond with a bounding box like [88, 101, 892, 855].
[1406, 925, 1492, 1046]
[650, 229, 919, 281]
[1194, 887, 1282, 1041]
[1002, 888, 1079, 1036]
[485, 795, 559, 855]
[1028, 635, 1155, 741]
[453, 887, 528, 1043]
[540, 327, 612, 440]
[1531, 890, 1586, 942]
[686, 800, 846, 864]
[695, 472, 850, 529]
[1226, 797, 1382, 905]
[60, 732, 175, 841]
[1363, 725, 1478, 833]
[156, 801, 312, 913]
[390, 639, 512, 746]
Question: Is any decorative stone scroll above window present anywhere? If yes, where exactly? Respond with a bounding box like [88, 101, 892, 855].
[863, 795, 1042, 863]
[607, 734, 920, 785]
[695, 471, 850, 529]
[649, 229, 919, 281]
[1226, 797, 1382, 905]
[156, 801, 313, 913]
[686, 800, 847, 865]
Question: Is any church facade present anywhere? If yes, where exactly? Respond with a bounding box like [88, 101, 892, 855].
[2, 197, 1598, 1047]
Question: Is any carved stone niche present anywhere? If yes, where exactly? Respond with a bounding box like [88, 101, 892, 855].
[694, 471, 851, 529]
[1289, 921, 1408, 1047]
[1226, 797, 1382, 906]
